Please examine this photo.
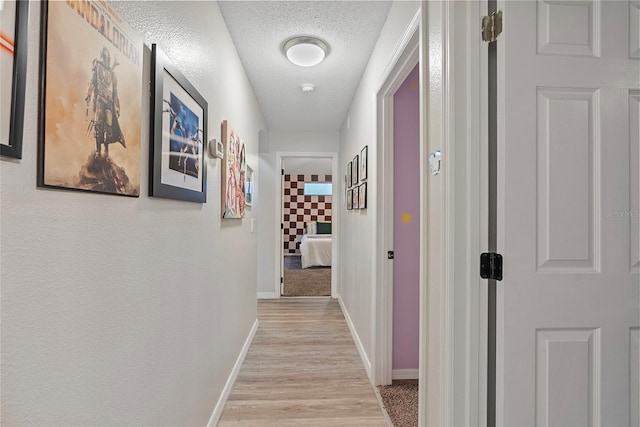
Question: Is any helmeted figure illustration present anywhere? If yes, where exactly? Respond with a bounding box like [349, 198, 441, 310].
[163, 99, 202, 179]
[86, 47, 126, 156]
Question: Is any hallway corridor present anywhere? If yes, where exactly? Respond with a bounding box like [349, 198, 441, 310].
[218, 299, 388, 426]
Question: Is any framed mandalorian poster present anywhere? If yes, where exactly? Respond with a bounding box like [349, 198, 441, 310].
[37, 0, 143, 196]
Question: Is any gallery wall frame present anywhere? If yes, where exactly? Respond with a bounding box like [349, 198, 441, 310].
[1, 0, 28, 159]
[221, 120, 245, 218]
[353, 182, 360, 208]
[360, 145, 368, 181]
[351, 154, 359, 186]
[358, 182, 367, 209]
[38, 0, 143, 196]
[347, 188, 353, 210]
[150, 44, 207, 203]
[347, 161, 353, 188]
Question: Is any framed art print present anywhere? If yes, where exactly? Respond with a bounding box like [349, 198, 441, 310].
[347, 188, 353, 210]
[351, 154, 359, 186]
[221, 120, 245, 218]
[360, 145, 368, 181]
[1, 0, 28, 159]
[347, 161, 352, 188]
[353, 182, 360, 209]
[358, 182, 367, 209]
[150, 44, 207, 203]
[38, 0, 143, 196]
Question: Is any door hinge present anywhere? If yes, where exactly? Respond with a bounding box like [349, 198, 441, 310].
[281, 223, 284, 230]
[481, 10, 503, 43]
[387, 251, 394, 260]
[281, 169, 284, 176]
[281, 277, 283, 284]
[480, 252, 503, 281]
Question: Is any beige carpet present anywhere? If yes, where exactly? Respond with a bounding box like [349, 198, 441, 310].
[283, 267, 331, 296]
[283, 256, 331, 296]
[378, 380, 419, 427]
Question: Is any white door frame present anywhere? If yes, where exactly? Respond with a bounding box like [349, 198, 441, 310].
[372, 10, 420, 388]
[422, 2, 486, 426]
[274, 151, 339, 298]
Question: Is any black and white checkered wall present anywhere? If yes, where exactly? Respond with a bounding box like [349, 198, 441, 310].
[283, 174, 332, 254]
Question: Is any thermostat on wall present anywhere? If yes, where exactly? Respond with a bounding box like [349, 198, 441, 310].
[208, 139, 224, 159]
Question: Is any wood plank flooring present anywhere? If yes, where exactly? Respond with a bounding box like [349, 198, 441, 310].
[218, 298, 388, 426]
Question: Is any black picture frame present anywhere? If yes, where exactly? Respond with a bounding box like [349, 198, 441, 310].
[1, 0, 29, 159]
[360, 145, 368, 181]
[358, 182, 367, 209]
[150, 44, 208, 203]
[351, 154, 359, 186]
[37, 0, 144, 196]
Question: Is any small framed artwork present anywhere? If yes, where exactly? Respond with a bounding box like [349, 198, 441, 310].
[353, 182, 360, 208]
[150, 44, 207, 203]
[1, 0, 28, 159]
[358, 182, 367, 209]
[360, 146, 368, 181]
[221, 120, 246, 219]
[347, 188, 353, 210]
[38, 0, 143, 196]
[351, 154, 359, 186]
[347, 161, 353, 188]
[245, 164, 253, 206]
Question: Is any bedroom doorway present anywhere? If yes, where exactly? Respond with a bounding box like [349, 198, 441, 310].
[277, 153, 339, 298]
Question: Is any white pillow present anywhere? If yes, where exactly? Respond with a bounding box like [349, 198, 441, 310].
[306, 221, 317, 235]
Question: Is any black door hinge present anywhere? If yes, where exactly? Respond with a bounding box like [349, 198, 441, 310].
[281, 223, 284, 230]
[480, 252, 503, 281]
[280, 277, 283, 284]
[387, 251, 394, 260]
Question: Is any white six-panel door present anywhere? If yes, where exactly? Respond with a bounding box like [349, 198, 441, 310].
[496, 1, 640, 425]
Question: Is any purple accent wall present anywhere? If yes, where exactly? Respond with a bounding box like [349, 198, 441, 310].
[392, 64, 420, 370]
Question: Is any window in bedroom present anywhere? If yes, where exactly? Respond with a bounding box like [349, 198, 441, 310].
[303, 182, 332, 196]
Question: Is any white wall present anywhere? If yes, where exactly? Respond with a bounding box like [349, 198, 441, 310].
[338, 0, 420, 374]
[0, 2, 266, 425]
[256, 131, 339, 296]
[283, 157, 333, 175]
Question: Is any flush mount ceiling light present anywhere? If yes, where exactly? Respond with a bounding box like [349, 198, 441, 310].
[283, 36, 330, 67]
[300, 83, 315, 93]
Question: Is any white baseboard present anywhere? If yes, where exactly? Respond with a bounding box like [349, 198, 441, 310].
[207, 318, 259, 427]
[257, 292, 279, 299]
[337, 295, 372, 381]
[392, 369, 419, 380]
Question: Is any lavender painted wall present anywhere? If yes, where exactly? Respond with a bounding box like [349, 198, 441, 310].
[392, 64, 420, 370]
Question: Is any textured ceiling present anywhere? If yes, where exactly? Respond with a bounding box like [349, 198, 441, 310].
[218, 1, 392, 132]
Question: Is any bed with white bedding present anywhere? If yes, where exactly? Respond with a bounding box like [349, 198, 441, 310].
[299, 234, 332, 269]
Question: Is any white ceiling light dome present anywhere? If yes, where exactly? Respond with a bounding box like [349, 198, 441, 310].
[283, 36, 330, 67]
[300, 83, 315, 93]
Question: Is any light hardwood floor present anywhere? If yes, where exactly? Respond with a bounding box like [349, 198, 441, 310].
[218, 298, 388, 426]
